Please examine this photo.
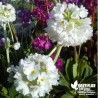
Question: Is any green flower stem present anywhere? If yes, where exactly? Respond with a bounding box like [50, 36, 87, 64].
[54, 45, 62, 64]
[8, 22, 14, 43]
[48, 46, 58, 56]
[3, 24, 7, 48]
[78, 45, 81, 59]
[3, 24, 10, 65]
[21, 27, 24, 43]
[10, 23, 18, 42]
[6, 47, 10, 65]
[74, 46, 78, 63]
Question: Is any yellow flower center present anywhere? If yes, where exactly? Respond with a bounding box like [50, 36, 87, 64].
[4, 8, 10, 16]
[69, 23, 73, 28]
[31, 70, 35, 74]
[40, 78, 45, 82]
[25, 81, 29, 85]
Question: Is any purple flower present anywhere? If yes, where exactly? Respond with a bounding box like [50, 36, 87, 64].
[51, 54, 63, 72]
[33, 0, 54, 10]
[84, 0, 97, 16]
[0, 39, 4, 47]
[33, 35, 52, 51]
[32, 0, 53, 26]
[65, 0, 83, 4]
[44, 41, 51, 50]
[1, 0, 7, 5]
[38, 0, 54, 11]
[32, 7, 51, 26]
[18, 9, 32, 26]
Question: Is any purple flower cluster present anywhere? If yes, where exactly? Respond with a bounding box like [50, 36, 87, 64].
[32, 0, 54, 26]
[32, 8, 51, 26]
[18, 9, 32, 26]
[37, 0, 54, 11]
[33, 35, 52, 51]
[51, 54, 63, 72]
[33, 0, 54, 10]
[0, 39, 3, 47]
[66, 0, 83, 5]
[1, 0, 7, 5]
[84, 0, 97, 16]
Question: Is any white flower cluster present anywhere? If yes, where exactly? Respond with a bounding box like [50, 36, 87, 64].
[7, 53, 59, 98]
[45, 2, 93, 47]
[0, 2, 16, 23]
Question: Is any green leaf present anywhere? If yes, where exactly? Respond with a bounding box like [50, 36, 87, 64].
[0, 92, 10, 98]
[61, 93, 74, 98]
[73, 63, 78, 79]
[81, 64, 93, 82]
[44, 95, 51, 98]
[2, 87, 8, 95]
[77, 95, 89, 98]
[17, 94, 24, 98]
[59, 78, 70, 88]
[82, 56, 88, 61]
[9, 85, 18, 98]
[82, 74, 98, 83]
[77, 59, 87, 80]
[65, 58, 74, 81]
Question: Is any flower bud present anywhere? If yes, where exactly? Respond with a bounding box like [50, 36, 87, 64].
[14, 42, 20, 50]
[1, 37, 10, 43]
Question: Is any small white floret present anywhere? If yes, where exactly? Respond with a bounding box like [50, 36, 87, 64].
[14, 42, 20, 50]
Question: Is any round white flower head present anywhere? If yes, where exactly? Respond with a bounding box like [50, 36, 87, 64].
[7, 53, 59, 98]
[13, 42, 20, 50]
[45, 2, 93, 47]
[0, 2, 16, 23]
